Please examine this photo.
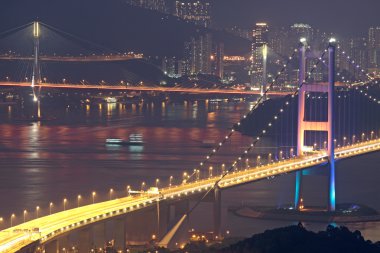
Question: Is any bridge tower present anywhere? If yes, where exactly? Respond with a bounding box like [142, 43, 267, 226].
[32, 21, 41, 89]
[295, 38, 336, 212]
[260, 44, 268, 100]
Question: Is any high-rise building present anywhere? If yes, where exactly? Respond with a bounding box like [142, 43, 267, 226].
[175, 1, 211, 28]
[368, 27, 380, 69]
[183, 34, 212, 75]
[126, 0, 168, 13]
[290, 23, 314, 42]
[338, 37, 368, 79]
[225, 26, 250, 40]
[268, 27, 288, 57]
[214, 43, 224, 79]
[162, 57, 177, 77]
[250, 23, 269, 87]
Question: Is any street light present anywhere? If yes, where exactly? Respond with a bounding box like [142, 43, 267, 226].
[126, 185, 131, 196]
[36, 206, 40, 218]
[155, 179, 160, 188]
[77, 195, 82, 207]
[169, 176, 173, 187]
[11, 214, 15, 227]
[141, 182, 146, 191]
[23, 210, 27, 223]
[182, 172, 188, 183]
[109, 188, 114, 200]
[209, 166, 213, 177]
[63, 198, 67, 211]
[49, 202, 53, 215]
[92, 192, 96, 204]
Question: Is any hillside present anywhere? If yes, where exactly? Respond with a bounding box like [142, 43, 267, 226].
[0, 0, 250, 57]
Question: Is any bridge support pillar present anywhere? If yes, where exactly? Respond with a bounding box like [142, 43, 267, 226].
[295, 38, 307, 210]
[327, 40, 336, 212]
[213, 186, 222, 239]
[158, 202, 170, 240]
[125, 207, 157, 244]
[169, 200, 190, 248]
[93, 222, 106, 249]
[261, 44, 268, 99]
[113, 218, 126, 251]
[44, 240, 59, 253]
[295, 38, 336, 212]
[78, 227, 93, 253]
[58, 235, 70, 252]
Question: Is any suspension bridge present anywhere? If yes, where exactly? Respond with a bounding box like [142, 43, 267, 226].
[0, 22, 294, 94]
[0, 22, 380, 252]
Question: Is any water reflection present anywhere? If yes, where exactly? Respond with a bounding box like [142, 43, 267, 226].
[0, 99, 379, 240]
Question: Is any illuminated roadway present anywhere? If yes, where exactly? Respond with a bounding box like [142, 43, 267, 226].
[0, 82, 291, 96]
[1, 138, 380, 252]
[0, 55, 143, 62]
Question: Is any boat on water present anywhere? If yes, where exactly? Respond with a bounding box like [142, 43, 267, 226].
[106, 133, 144, 146]
[105, 97, 117, 103]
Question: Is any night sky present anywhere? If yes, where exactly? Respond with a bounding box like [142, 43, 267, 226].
[212, 0, 380, 36]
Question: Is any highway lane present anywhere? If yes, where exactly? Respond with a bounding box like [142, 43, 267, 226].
[1, 138, 380, 252]
[0, 55, 142, 62]
[0, 82, 291, 96]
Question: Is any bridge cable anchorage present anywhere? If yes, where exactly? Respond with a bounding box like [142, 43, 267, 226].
[167, 45, 332, 241]
[192, 46, 301, 177]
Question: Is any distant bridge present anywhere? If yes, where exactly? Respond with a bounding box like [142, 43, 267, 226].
[0, 82, 291, 96]
[0, 54, 143, 62]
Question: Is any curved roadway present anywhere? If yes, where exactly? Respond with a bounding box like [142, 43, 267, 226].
[1, 138, 380, 252]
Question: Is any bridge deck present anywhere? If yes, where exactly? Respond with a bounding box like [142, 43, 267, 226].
[0, 82, 290, 95]
[1, 138, 380, 252]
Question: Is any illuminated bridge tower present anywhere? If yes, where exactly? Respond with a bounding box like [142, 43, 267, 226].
[32, 21, 41, 93]
[295, 38, 336, 212]
[261, 44, 268, 100]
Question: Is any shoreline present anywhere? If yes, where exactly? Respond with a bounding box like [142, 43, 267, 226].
[232, 206, 380, 224]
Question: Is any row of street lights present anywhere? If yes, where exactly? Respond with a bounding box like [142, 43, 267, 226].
[2, 130, 378, 230]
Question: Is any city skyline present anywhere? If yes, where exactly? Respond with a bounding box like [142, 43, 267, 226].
[1, 1, 380, 252]
[212, 0, 380, 36]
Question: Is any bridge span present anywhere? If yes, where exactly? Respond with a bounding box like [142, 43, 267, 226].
[1, 138, 380, 253]
[0, 82, 291, 96]
[0, 55, 143, 62]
